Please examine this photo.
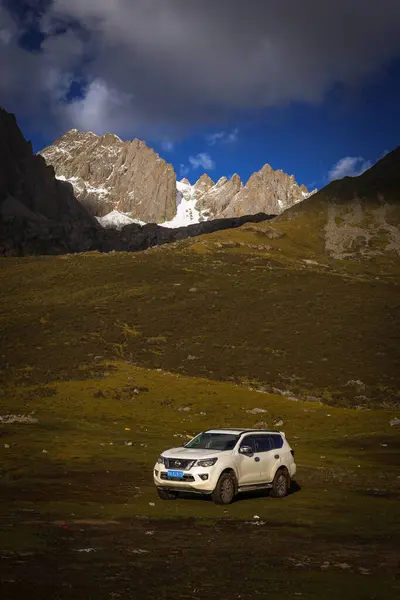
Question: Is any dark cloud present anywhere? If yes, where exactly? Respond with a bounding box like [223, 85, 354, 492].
[1, 0, 400, 139]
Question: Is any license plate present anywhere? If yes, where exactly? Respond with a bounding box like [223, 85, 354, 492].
[168, 470, 184, 479]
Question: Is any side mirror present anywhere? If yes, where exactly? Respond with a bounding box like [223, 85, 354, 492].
[239, 445, 253, 456]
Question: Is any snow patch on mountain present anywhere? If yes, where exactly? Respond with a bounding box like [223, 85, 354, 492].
[95, 180, 211, 230]
[86, 184, 110, 197]
[57, 175, 110, 199]
[302, 188, 318, 199]
[96, 210, 145, 230]
[159, 179, 210, 228]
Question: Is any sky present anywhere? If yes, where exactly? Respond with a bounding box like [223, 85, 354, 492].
[1, 1, 400, 191]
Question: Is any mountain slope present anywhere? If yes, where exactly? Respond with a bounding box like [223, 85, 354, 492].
[275, 146, 400, 260]
[192, 147, 400, 270]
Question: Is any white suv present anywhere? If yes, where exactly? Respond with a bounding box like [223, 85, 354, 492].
[153, 428, 296, 504]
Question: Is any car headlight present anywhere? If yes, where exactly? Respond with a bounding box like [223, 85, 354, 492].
[157, 455, 165, 465]
[197, 458, 218, 467]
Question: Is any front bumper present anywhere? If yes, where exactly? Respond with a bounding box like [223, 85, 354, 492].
[153, 465, 217, 493]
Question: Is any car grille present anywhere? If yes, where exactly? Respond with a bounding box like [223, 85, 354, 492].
[164, 458, 195, 470]
[161, 472, 195, 482]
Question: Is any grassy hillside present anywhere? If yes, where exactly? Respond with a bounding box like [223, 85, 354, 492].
[1, 243, 399, 407]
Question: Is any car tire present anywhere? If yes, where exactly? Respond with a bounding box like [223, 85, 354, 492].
[211, 472, 237, 505]
[157, 487, 177, 500]
[270, 468, 290, 498]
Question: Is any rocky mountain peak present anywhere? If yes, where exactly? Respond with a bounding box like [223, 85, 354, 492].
[196, 172, 243, 218]
[230, 173, 241, 181]
[219, 163, 310, 218]
[181, 177, 191, 186]
[215, 176, 228, 188]
[194, 173, 214, 189]
[256, 163, 273, 175]
[40, 130, 177, 223]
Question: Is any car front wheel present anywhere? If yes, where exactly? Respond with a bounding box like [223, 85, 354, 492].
[157, 487, 177, 500]
[211, 472, 237, 505]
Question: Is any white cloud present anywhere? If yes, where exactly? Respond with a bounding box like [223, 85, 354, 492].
[63, 79, 134, 134]
[188, 152, 215, 170]
[206, 128, 238, 146]
[206, 131, 225, 146]
[328, 156, 372, 181]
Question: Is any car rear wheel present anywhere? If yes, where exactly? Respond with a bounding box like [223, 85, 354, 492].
[270, 468, 290, 498]
[211, 472, 237, 505]
[157, 487, 177, 500]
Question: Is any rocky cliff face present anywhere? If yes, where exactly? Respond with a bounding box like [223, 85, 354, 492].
[196, 174, 243, 218]
[0, 109, 102, 256]
[0, 109, 94, 225]
[40, 130, 177, 223]
[0, 108, 101, 256]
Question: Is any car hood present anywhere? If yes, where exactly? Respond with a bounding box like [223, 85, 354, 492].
[162, 447, 226, 459]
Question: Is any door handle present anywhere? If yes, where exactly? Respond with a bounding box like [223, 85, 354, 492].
[254, 457, 260, 462]
[274, 454, 280, 459]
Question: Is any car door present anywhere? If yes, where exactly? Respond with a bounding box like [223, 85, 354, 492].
[254, 435, 282, 483]
[236, 435, 263, 485]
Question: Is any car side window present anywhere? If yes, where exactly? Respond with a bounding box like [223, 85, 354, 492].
[254, 435, 273, 452]
[240, 435, 255, 453]
[270, 434, 284, 449]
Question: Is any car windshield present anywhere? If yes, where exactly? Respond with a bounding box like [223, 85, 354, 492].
[185, 432, 239, 451]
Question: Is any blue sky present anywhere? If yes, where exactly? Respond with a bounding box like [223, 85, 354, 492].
[151, 61, 400, 189]
[2, 1, 400, 192]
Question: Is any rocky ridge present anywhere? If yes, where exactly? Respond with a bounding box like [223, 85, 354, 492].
[40, 129, 314, 227]
[0, 107, 274, 256]
[222, 164, 311, 217]
[172, 167, 314, 224]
